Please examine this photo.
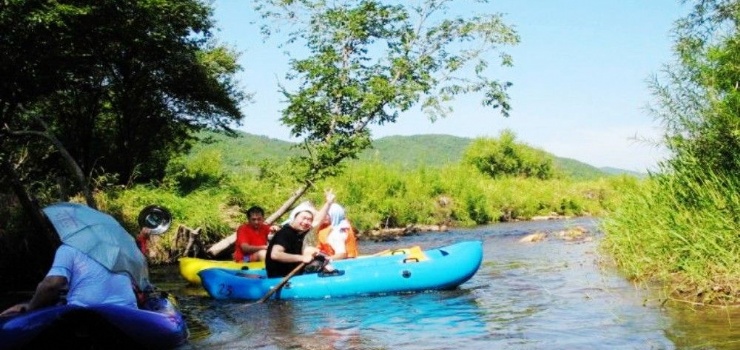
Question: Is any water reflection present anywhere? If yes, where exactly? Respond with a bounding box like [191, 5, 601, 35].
[664, 303, 740, 350]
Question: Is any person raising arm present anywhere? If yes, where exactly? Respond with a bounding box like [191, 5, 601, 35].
[265, 190, 336, 278]
[317, 203, 359, 260]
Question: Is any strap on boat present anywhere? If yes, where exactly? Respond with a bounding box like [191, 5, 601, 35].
[404, 247, 428, 262]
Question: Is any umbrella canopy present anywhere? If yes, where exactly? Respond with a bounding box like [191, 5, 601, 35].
[42, 202, 152, 290]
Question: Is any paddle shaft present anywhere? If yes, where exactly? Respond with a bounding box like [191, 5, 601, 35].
[257, 262, 306, 303]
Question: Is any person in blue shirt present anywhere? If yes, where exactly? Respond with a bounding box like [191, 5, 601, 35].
[1, 243, 137, 316]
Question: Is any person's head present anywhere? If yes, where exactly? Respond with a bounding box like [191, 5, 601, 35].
[246, 206, 265, 228]
[289, 202, 316, 233]
[326, 203, 345, 227]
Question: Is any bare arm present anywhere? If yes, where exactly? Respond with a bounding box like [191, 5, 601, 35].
[236, 224, 270, 255]
[0, 276, 68, 316]
[311, 189, 336, 229]
[240, 242, 268, 255]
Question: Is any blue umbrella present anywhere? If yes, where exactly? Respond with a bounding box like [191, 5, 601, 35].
[42, 202, 152, 290]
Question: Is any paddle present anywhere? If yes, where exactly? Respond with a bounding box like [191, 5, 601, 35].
[256, 262, 306, 303]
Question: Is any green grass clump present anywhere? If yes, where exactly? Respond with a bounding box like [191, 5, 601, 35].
[601, 159, 740, 305]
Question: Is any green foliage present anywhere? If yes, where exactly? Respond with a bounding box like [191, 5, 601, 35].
[645, 0, 740, 180]
[602, 0, 740, 304]
[192, 129, 628, 179]
[103, 187, 235, 245]
[165, 150, 226, 195]
[102, 169, 300, 247]
[313, 161, 613, 230]
[601, 159, 740, 304]
[253, 0, 519, 184]
[189, 130, 296, 173]
[165, 131, 633, 235]
[462, 130, 555, 179]
[0, 0, 247, 197]
[356, 134, 470, 169]
[101, 146, 622, 241]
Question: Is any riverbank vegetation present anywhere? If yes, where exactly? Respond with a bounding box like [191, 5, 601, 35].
[4, 0, 631, 290]
[601, 0, 740, 305]
[4, 0, 737, 307]
[2, 127, 632, 289]
[99, 130, 633, 261]
[5, 0, 740, 304]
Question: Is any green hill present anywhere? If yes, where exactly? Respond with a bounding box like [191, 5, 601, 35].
[600, 166, 647, 178]
[189, 131, 295, 169]
[190, 130, 641, 179]
[356, 134, 470, 167]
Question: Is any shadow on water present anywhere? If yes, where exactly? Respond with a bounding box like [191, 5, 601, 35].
[147, 217, 740, 349]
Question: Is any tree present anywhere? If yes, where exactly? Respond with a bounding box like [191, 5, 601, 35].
[600, 0, 740, 304]
[208, 0, 519, 255]
[651, 0, 740, 176]
[463, 130, 554, 179]
[0, 0, 248, 218]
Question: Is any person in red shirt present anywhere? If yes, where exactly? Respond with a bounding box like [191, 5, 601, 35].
[136, 227, 152, 257]
[234, 206, 279, 262]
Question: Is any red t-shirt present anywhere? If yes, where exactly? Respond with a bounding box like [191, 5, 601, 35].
[234, 223, 271, 262]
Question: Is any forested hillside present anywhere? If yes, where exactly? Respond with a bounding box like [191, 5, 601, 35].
[191, 130, 642, 179]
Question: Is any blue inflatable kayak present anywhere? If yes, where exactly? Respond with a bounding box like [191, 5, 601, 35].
[199, 240, 483, 300]
[0, 292, 189, 349]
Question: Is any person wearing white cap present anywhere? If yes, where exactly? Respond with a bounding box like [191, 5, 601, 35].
[265, 189, 337, 278]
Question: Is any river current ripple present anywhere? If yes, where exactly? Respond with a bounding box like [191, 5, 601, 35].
[153, 217, 740, 350]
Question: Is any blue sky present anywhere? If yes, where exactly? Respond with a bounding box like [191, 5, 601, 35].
[210, 1, 689, 172]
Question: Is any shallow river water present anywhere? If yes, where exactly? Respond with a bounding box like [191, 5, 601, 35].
[151, 217, 740, 349]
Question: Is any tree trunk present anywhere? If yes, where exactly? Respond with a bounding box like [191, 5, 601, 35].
[8, 117, 97, 209]
[1, 160, 57, 244]
[205, 182, 311, 257]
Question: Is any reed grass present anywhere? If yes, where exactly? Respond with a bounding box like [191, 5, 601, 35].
[601, 157, 740, 304]
[101, 157, 625, 246]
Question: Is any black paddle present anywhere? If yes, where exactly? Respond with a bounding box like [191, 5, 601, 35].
[256, 262, 306, 303]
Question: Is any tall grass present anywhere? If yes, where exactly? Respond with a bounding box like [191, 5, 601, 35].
[90, 152, 633, 264]
[601, 156, 740, 304]
[102, 160, 623, 241]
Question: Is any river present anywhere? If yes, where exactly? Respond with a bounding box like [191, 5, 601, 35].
[150, 217, 740, 349]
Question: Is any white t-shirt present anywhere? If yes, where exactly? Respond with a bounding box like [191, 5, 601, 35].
[47, 244, 137, 308]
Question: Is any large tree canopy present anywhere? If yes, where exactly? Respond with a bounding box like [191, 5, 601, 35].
[463, 130, 555, 180]
[0, 0, 248, 195]
[255, 0, 519, 182]
[207, 0, 519, 256]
